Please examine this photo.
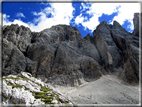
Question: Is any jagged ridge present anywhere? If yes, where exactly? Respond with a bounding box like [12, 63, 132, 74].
[2, 13, 141, 87]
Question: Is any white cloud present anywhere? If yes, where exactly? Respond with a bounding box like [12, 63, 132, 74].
[75, 3, 140, 32]
[87, 3, 120, 16]
[3, 3, 75, 32]
[81, 3, 91, 12]
[74, 3, 121, 31]
[3, 14, 29, 27]
[82, 14, 100, 31]
[75, 14, 84, 25]
[111, 3, 140, 31]
[2, 3, 140, 33]
[29, 3, 74, 31]
[16, 12, 25, 18]
[3, 14, 10, 19]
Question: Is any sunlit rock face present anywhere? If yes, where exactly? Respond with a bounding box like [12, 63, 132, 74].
[2, 13, 140, 87]
[1, 72, 73, 106]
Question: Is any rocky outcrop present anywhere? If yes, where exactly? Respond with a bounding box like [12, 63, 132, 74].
[92, 15, 140, 84]
[2, 72, 73, 106]
[2, 13, 140, 87]
[3, 38, 27, 75]
[3, 24, 32, 53]
[133, 13, 140, 37]
[93, 21, 122, 69]
[2, 24, 102, 87]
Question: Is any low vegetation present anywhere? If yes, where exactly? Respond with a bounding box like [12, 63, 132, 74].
[2, 73, 70, 105]
[33, 91, 58, 104]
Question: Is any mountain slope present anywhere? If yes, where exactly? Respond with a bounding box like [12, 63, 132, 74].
[2, 13, 141, 86]
[53, 75, 139, 104]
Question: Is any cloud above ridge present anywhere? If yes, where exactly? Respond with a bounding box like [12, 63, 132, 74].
[2, 2, 140, 33]
[3, 3, 75, 32]
[16, 12, 25, 18]
[74, 3, 140, 32]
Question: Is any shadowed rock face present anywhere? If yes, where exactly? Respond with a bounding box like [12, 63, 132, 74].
[92, 13, 141, 84]
[2, 13, 141, 86]
[133, 13, 140, 37]
[2, 24, 102, 86]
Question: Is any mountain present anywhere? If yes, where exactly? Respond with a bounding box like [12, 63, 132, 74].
[2, 13, 141, 86]
[1, 13, 141, 105]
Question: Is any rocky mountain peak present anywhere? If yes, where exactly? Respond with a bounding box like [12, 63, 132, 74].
[96, 20, 110, 29]
[113, 20, 121, 28]
[3, 24, 31, 35]
[2, 13, 141, 88]
[84, 34, 91, 40]
[51, 24, 80, 33]
[40, 24, 82, 43]
[99, 20, 108, 25]
[133, 13, 141, 36]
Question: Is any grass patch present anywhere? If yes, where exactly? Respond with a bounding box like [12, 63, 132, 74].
[40, 86, 52, 92]
[33, 92, 54, 104]
[33, 91, 58, 104]
[24, 87, 29, 90]
[3, 77, 20, 81]
[12, 84, 23, 88]
[22, 78, 31, 82]
[3, 76, 42, 87]
[32, 81, 41, 86]
[42, 98, 54, 104]
[7, 82, 12, 86]
[6, 81, 23, 89]
[3, 77, 24, 89]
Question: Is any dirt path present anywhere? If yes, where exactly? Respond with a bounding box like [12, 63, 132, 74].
[51, 75, 140, 105]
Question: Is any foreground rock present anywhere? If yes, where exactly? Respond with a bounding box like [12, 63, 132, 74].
[2, 13, 140, 87]
[2, 72, 73, 106]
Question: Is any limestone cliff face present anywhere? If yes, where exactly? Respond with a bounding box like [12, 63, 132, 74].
[2, 13, 141, 86]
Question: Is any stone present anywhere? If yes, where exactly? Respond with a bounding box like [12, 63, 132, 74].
[58, 96, 69, 103]
[2, 72, 73, 105]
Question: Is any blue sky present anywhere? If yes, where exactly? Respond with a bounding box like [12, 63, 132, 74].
[2, 1, 140, 37]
